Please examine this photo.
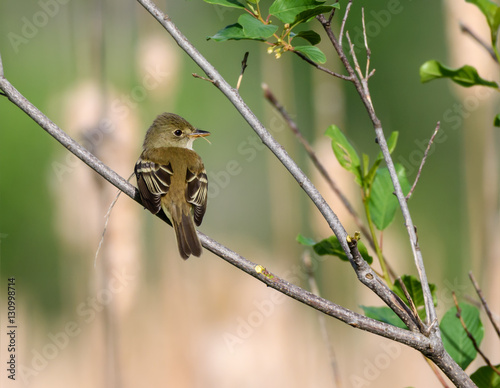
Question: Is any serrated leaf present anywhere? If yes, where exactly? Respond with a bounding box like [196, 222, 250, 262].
[420, 60, 499, 89]
[494, 113, 500, 127]
[294, 45, 327, 63]
[270, 0, 334, 24]
[294, 30, 321, 45]
[296, 233, 316, 246]
[207, 23, 265, 42]
[325, 125, 362, 184]
[313, 235, 373, 264]
[238, 13, 278, 39]
[471, 364, 500, 388]
[369, 164, 410, 230]
[392, 275, 437, 320]
[361, 306, 408, 329]
[203, 0, 246, 8]
[440, 303, 484, 370]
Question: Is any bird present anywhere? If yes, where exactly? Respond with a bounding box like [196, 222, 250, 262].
[134, 113, 209, 259]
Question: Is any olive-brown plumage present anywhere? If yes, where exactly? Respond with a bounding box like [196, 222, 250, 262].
[134, 113, 209, 259]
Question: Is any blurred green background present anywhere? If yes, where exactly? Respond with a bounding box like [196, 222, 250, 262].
[0, 0, 498, 387]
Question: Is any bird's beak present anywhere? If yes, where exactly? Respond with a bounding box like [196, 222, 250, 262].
[190, 129, 210, 138]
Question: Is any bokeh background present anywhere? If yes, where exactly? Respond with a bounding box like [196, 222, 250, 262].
[0, 0, 499, 387]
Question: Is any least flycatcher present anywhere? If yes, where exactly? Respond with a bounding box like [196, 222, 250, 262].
[134, 113, 209, 259]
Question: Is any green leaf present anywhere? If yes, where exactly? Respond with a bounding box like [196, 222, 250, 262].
[270, 0, 335, 24]
[203, 0, 246, 8]
[420, 60, 499, 89]
[294, 45, 327, 63]
[471, 364, 500, 388]
[313, 235, 373, 264]
[207, 23, 265, 42]
[361, 306, 408, 329]
[325, 125, 362, 184]
[293, 30, 321, 45]
[369, 164, 410, 230]
[291, 4, 339, 25]
[238, 14, 278, 39]
[466, 0, 500, 36]
[494, 113, 500, 127]
[296, 233, 316, 246]
[440, 303, 484, 370]
[392, 275, 437, 320]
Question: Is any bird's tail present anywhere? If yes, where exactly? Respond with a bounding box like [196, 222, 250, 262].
[172, 211, 202, 260]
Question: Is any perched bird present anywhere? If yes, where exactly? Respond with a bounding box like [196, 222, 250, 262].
[134, 113, 209, 259]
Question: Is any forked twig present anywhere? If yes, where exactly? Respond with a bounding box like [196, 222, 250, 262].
[406, 122, 440, 201]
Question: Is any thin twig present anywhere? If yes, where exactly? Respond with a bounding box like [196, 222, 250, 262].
[406, 122, 440, 200]
[469, 272, 500, 338]
[452, 292, 500, 376]
[293, 51, 352, 81]
[396, 277, 426, 333]
[262, 83, 374, 247]
[459, 22, 498, 63]
[236, 51, 249, 90]
[361, 8, 371, 80]
[192, 73, 214, 83]
[424, 358, 451, 388]
[339, 0, 352, 49]
[94, 173, 135, 268]
[303, 252, 341, 388]
[328, 0, 339, 24]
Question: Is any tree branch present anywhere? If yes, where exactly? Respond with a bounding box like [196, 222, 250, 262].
[315, 13, 437, 329]
[0, 56, 432, 356]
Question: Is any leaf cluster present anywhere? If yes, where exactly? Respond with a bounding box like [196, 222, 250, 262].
[205, 0, 339, 63]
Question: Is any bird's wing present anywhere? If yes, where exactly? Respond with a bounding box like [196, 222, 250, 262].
[134, 159, 173, 214]
[185, 167, 208, 226]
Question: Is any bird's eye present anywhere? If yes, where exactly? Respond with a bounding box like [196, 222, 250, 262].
[174, 130, 182, 137]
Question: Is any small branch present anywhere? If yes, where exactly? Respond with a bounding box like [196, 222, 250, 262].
[192, 73, 214, 83]
[459, 22, 498, 63]
[452, 293, 500, 376]
[293, 51, 352, 81]
[396, 277, 427, 333]
[303, 252, 341, 388]
[406, 122, 440, 201]
[262, 83, 375, 249]
[236, 51, 249, 91]
[361, 8, 371, 80]
[469, 272, 500, 338]
[317, 13, 438, 329]
[339, 0, 352, 49]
